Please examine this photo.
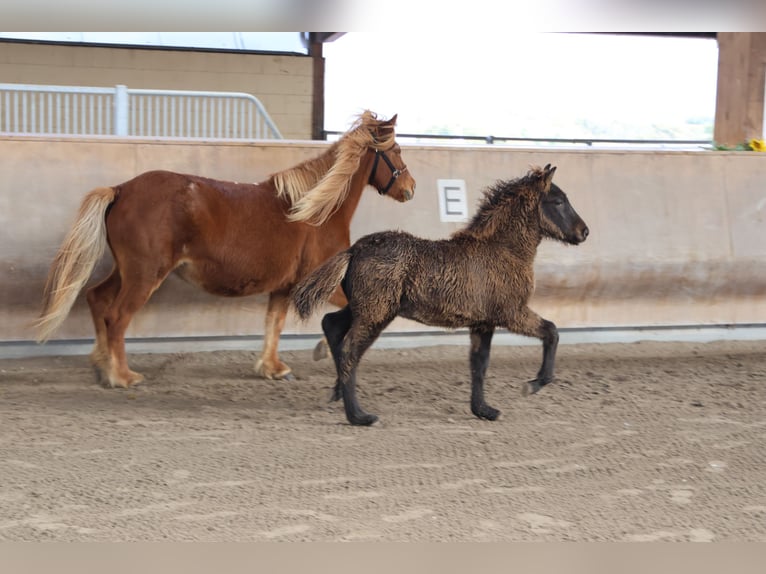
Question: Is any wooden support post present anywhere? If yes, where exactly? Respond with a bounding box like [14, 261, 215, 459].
[714, 33, 766, 146]
[309, 34, 325, 141]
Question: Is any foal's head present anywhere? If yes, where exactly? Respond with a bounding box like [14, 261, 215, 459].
[536, 165, 589, 245]
[462, 165, 589, 246]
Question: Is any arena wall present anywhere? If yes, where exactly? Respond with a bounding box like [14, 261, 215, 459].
[1, 136, 765, 348]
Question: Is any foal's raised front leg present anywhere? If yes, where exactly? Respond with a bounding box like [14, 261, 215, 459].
[255, 291, 295, 381]
[469, 326, 500, 420]
[510, 307, 559, 396]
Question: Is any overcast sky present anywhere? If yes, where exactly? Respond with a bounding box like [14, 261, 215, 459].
[323, 33, 719, 140]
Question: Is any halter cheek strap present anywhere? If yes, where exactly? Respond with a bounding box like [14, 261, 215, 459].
[368, 149, 407, 195]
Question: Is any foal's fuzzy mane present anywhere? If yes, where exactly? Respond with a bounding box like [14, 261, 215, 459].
[458, 166, 547, 240]
[272, 110, 396, 225]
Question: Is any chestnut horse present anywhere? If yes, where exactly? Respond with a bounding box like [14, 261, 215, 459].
[36, 111, 416, 388]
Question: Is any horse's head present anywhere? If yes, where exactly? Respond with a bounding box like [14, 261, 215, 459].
[367, 114, 416, 203]
[537, 165, 589, 245]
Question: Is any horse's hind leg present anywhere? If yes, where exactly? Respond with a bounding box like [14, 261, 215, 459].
[320, 306, 352, 401]
[85, 267, 121, 383]
[102, 272, 168, 388]
[255, 291, 294, 381]
[469, 326, 500, 420]
[510, 308, 559, 396]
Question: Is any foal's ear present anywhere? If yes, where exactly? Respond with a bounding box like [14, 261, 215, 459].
[542, 164, 557, 193]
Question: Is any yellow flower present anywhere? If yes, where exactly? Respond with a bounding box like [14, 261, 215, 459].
[748, 138, 766, 152]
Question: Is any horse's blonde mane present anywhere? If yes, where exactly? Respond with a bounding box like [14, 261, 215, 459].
[272, 110, 397, 225]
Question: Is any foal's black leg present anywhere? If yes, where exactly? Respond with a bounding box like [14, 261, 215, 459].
[321, 307, 352, 402]
[336, 318, 391, 426]
[523, 318, 559, 396]
[469, 327, 500, 420]
[340, 364, 377, 426]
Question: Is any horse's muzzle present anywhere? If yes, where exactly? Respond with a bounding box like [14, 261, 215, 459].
[402, 189, 414, 201]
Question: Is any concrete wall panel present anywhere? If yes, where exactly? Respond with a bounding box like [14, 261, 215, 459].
[1, 137, 765, 346]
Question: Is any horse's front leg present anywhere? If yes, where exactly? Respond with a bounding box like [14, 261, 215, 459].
[509, 308, 559, 396]
[469, 326, 500, 420]
[255, 290, 295, 381]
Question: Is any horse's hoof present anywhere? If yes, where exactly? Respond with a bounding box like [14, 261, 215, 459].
[128, 371, 145, 385]
[105, 378, 130, 390]
[266, 370, 295, 382]
[329, 384, 342, 402]
[313, 339, 330, 361]
[348, 413, 378, 426]
[255, 359, 293, 381]
[91, 365, 106, 385]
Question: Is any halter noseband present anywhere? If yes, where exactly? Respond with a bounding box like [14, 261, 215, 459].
[368, 149, 407, 195]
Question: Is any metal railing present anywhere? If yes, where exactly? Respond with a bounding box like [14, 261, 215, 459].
[0, 83, 282, 140]
[324, 130, 712, 150]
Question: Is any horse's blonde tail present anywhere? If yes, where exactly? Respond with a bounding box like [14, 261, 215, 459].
[36, 186, 116, 343]
[292, 251, 351, 320]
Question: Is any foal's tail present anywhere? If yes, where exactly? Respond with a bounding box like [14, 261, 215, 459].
[36, 186, 116, 343]
[292, 251, 351, 320]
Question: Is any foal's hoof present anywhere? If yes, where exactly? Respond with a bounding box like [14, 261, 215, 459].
[348, 413, 379, 426]
[329, 383, 342, 402]
[472, 404, 501, 421]
[522, 378, 550, 396]
[313, 339, 331, 361]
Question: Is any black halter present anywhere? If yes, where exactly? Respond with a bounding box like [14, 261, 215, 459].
[368, 149, 407, 195]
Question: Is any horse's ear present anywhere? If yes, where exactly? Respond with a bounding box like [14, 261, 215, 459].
[542, 164, 556, 193]
[374, 114, 396, 144]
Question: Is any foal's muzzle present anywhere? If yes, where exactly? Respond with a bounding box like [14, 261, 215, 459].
[573, 224, 590, 244]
